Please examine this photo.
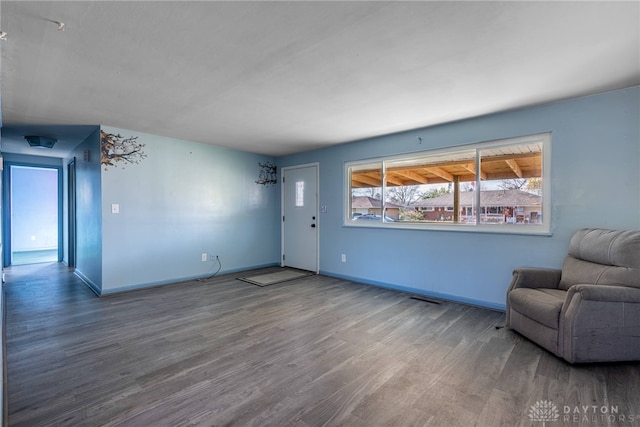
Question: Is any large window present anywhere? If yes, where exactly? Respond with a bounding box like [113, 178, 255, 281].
[346, 133, 551, 234]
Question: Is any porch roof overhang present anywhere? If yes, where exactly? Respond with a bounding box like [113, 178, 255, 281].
[351, 146, 542, 188]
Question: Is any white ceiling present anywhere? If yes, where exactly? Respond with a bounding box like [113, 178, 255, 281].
[1, 1, 639, 158]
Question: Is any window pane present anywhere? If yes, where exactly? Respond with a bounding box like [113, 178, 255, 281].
[295, 181, 304, 207]
[344, 133, 549, 234]
[350, 162, 383, 222]
[386, 150, 475, 223]
[478, 142, 543, 225]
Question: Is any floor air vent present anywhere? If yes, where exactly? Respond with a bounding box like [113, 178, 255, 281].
[410, 295, 442, 304]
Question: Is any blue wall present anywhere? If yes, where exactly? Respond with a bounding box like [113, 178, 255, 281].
[65, 128, 103, 293]
[278, 86, 640, 310]
[99, 126, 280, 294]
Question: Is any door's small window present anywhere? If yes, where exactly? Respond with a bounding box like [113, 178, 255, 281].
[295, 181, 304, 207]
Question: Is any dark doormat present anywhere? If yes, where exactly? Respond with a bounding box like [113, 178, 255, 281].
[237, 268, 315, 287]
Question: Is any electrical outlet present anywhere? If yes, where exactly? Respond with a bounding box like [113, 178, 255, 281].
[210, 254, 217, 261]
[341, 254, 347, 263]
[201, 253, 207, 262]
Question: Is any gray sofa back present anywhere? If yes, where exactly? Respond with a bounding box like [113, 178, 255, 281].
[558, 228, 640, 291]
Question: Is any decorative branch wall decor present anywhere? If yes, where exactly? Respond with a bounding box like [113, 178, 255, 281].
[101, 130, 147, 170]
[256, 161, 277, 186]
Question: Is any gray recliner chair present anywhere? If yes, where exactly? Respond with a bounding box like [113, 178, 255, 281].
[506, 228, 640, 363]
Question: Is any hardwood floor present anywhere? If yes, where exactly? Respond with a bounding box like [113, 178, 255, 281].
[4, 263, 639, 426]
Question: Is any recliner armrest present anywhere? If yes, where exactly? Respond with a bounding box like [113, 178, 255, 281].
[560, 283, 640, 363]
[566, 284, 640, 303]
[508, 267, 562, 291]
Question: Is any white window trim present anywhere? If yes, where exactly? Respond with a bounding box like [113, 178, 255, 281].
[345, 132, 552, 235]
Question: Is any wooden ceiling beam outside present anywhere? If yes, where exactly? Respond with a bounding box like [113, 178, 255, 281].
[382, 151, 539, 171]
[352, 151, 542, 188]
[393, 170, 430, 184]
[505, 159, 523, 178]
[386, 175, 405, 186]
[485, 169, 541, 181]
[352, 174, 382, 187]
[480, 152, 540, 163]
[425, 167, 454, 182]
[461, 163, 487, 180]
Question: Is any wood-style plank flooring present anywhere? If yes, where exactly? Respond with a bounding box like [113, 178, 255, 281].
[4, 263, 639, 426]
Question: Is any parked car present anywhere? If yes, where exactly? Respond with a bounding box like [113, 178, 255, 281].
[355, 214, 394, 222]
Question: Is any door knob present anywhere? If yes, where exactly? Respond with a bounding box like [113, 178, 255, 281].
[311, 224, 316, 228]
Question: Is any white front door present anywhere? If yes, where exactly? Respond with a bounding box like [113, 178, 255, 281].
[282, 164, 318, 273]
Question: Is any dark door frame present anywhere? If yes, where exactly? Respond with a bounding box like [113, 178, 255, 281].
[67, 158, 77, 268]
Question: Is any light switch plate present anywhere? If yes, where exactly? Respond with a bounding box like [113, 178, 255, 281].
[111, 204, 120, 214]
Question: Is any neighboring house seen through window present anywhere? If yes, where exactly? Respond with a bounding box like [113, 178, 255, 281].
[346, 133, 551, 234]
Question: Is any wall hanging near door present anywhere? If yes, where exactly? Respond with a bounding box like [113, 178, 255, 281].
[101, 130, 147, 170]
[255, 161, 277, 186]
